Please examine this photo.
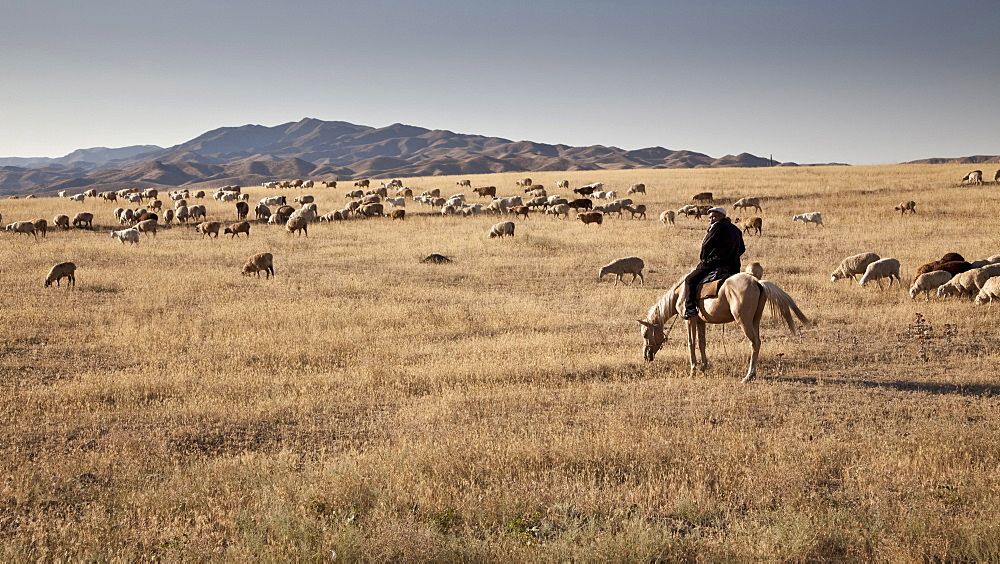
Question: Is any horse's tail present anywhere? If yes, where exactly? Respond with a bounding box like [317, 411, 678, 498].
[759, 280, 810, 335]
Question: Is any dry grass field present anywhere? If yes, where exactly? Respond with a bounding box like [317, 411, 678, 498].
[2, 164, 1000, 560]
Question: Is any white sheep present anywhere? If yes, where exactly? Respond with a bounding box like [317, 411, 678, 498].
[659, 210, 676, 225]
[831, 252, 881, 282]
[858, 258, 901, 288]
[44, 262, 76, 288]
[909, 270, 952, 300]
[69, 193, 86, 203]
[793, 212, 823, 226]
[975, 277, 1000, 304]
[744, 262, 764, 279]
[733, 197, 763, 213]
[5, 221, 37, 239]
[488, 221, 515, 238]
[599, 257, 645, 286]
[110, 228, 140, 245]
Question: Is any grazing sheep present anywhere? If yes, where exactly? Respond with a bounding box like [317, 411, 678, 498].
[858, 258, 902, 289]
[511, 205, 530, 219]
[53, 214, 70, 230]
[189, 205, 207, 221]
[914, 258, 973, 280]
[242, 252, 274, 278]
[975, 277, 1000, 304]
[224, 221, 251, 238]
[545, 204, 570, 219]
[390, 209, 406, 221]
[162, 209, 175, 225]
[354, 179, 371, 188]
[488, 221, 515, 239]
[357, 203, 384, 218]
[44, 262, 76, 288]
[457, 179, 472, 188]
[736, 216, 762, 235]
[599, 257, 645, 286]
[659, 210, 676, 225]
[627, 183, 646, 195]
[733, 197, 762, 213]
[576, 211, 604, 226]
[421, 253, 452, 263]
[624, 204, 647, 220]
[68, 193, 86, 203]
[831, 252, 881, 282]
[894, 201, 916, 215]
[133, 219, 157, 238]
[286, 216, 308, 236]
[293, 194, 314, 205]
[195, 221, 222, 238]
[5, 221, 37, 239]
[793, 212, 824, 227]
[71, 212, 94, 229]
[937, 270, 981, 299]
[909, 270, 953, 300]
[31, 218, 48, 238]
[962, 170, 983, 185]
[235, 201, 249, 220]
[744, 262, 764, 279]
[692, 192, 713, 203]
[110, 228, 140, 245]
[567, 198, 593, 212]
[515, 177, 533, 188]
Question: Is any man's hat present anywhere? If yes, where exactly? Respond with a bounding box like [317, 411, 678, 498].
[708, 207, 726, 216]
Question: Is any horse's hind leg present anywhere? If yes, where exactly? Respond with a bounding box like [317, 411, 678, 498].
[737, 319, 762, 383]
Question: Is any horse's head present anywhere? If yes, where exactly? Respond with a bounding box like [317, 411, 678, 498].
[637, 320, 664, 362]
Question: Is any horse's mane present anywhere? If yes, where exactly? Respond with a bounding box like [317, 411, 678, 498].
[644, 277, 685, 325]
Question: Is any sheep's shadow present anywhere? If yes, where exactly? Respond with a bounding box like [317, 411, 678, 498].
[770, 374, 1000, 398]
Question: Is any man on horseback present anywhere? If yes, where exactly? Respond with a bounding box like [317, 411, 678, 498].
[681, 206, 745, 320]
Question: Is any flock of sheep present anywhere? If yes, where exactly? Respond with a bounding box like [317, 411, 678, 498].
[7, 171, 999, 304]
[830, 251, 1000, 304]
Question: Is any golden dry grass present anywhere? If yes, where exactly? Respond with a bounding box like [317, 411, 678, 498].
[2, 164, 1000, 560]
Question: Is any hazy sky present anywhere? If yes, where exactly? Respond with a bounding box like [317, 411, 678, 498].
[2, 0, 998, 164]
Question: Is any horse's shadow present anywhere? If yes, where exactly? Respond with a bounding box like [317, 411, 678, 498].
[769, 375, 1000, 398]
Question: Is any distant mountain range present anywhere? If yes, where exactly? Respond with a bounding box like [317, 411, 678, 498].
[0, 116, 915, 195]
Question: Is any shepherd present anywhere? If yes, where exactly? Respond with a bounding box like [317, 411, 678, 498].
[681, 206, 745, 320]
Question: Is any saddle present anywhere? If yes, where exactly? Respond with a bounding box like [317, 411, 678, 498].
[697, 279, 724, 299]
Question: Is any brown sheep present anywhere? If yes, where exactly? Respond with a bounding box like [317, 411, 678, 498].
[511, 205, 530, 219]
[692, 192, 714, 203]
[914, 259, 973, 282]
[736, 216, 762, 236]
[71, 212, 94, 229]
[195, 221, 222, 238]
[473, 186, 497, 198]
[31, 218, 48, 238]
[236, 201, 249, 220]
[390, 209, 406, 221]
[45, 262, 76, 288]
[894, 201, 916, 215]
[242, 252, 274, 278]
[577, 211, 604, 226]
[624, 204, 647, 220]
[286, 216, 308, 236]
[224, 221, 251, 238]
[53, 214, 70, 230]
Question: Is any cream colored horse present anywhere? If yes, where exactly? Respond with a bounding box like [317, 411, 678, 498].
[638, 273, 809, 383]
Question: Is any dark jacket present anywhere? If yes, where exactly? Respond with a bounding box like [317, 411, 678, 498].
[698, 217, 745, 273]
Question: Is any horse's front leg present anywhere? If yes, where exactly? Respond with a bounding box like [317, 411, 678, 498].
[686, 321, 698, 376]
